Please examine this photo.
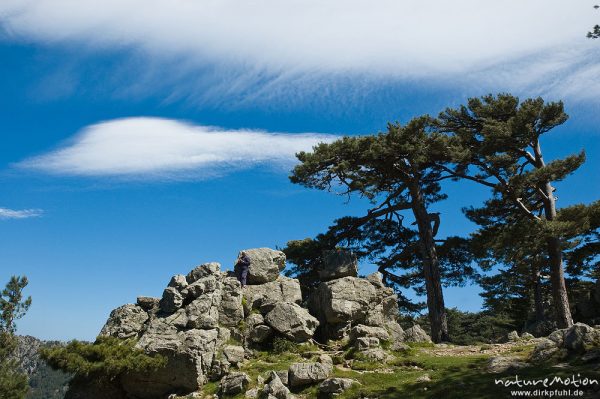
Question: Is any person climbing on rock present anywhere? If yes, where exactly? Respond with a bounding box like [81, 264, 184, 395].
[236, 251, 251, 288]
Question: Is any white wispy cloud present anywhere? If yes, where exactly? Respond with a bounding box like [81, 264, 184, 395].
[16, 117, 336, 179]
[0, 1, 598, 102]
[0, 207, 43, 219]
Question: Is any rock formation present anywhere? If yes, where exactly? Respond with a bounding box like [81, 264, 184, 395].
[68, 248, 420, 398]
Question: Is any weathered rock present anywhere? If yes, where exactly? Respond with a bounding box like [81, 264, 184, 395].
[100, 304, 149, 339]
[274, 370, 289, 386]
[186, 262, 221, 284]
[288, 362, 332, 387]
[245, 388, 259, 398]
[186, 294, 220, 329]
[349, 324, 390, 342]
[365, 272, 385, 288]
[318, 249, 358, 281]
[264, 372, 293, 399]
[355, 337, 379, 350]
[248, 324, 273, 344]
[318, 378, 356, 394]
[223, 345, 245, 365]
[386, 321, 405, 343]
[416, 374, 431, 383]
[507, 330, 520, 342]
[243, 276, 302, 312]
[122, 329, 220, 398]
[182, 276, 219, 299]
[391, 341, 411, 351]
[405, 325, 431, 344]
[531, 338, 564, 363]
[220, 372, 250, 396]
[358, 348, 389, 362]
[218, 277, 244, 327]
[136, 296, 159, 311]
[168, 274, 188, 291]
[234, 248, 286, 284]
[265, 302, 319, 342]
[548, 329, 565, 346]
[486, 356, 527, 373]
[521, 332, 535, 340]
[563, 323, 600, 352]
[160, 287, 184, 314]
[309, 277, 378, 324]
[403, 325, 432, 343]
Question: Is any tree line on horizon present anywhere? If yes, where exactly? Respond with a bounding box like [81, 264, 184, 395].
[283, 93, 600, 344]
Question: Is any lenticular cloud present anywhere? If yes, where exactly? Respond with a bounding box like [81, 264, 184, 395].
[16, 117, 336, 179]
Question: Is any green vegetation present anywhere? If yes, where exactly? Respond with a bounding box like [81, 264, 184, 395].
[40, 336, 166, 379]
[0, 276, 32, 399]
[334, 347, 599, 398]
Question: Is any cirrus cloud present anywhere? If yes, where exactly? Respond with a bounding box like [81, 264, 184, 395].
[0, 1, 599, 104]
[0, 207, 43, 219]
[16, 117, 336, 179]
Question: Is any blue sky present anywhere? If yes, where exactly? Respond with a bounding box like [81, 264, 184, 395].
[1, 1, 599, 340]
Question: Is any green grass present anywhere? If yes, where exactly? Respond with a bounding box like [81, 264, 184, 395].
[334, 348, 600, 399]
[193, 344, 600, 399]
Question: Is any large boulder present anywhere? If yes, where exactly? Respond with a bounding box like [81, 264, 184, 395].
[531, 338, 565, 363]
[122, 328, 222, 398]
[404, 324, 432, 343]
[349, 324, 390, 342]
[264, 372, 293, 399]
[486, 356, 527, 373]
[234, 248, 286, 284]
[243, 276, 302, 313]
[265, 302, 319, 342]
[288, 362, 332, 387]
[563, 323, 600, 352]
[220, 372, 250, 396]
[100, 304, 149, 339]
[309, 277, 378, 324]
[159, 287, 184, 314]
[218, 277, 244, 327]
[318, 249, 358, 281]
[318, 378, 356, 395]
[186, 262, 221, 283]
[186, 293, 220, 329]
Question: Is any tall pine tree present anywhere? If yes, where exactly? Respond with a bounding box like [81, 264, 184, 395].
[290, 116, 470, 342]
[438, 94, 586, 328]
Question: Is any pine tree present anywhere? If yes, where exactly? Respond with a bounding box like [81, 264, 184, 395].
[290, 116, 472, 342]
[438, 94, 586, 328]
[0, 276, 32, 399]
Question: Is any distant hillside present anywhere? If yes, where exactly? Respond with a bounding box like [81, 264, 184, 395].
[14, 335, 71, 399]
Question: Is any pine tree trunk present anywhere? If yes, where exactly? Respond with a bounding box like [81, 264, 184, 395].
[531, 263, 545, 323]
[533, 140, 573, 328]
[409, 182, 449, 343]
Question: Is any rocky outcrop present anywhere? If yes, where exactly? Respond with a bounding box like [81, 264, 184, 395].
[531, 323, 600, 363]
[71, 247, 408, 398]
[100, 304, 149, 339]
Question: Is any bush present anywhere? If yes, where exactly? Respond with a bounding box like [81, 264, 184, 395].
[272, 336, 300, 354]
[40, 336, 166, 379]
